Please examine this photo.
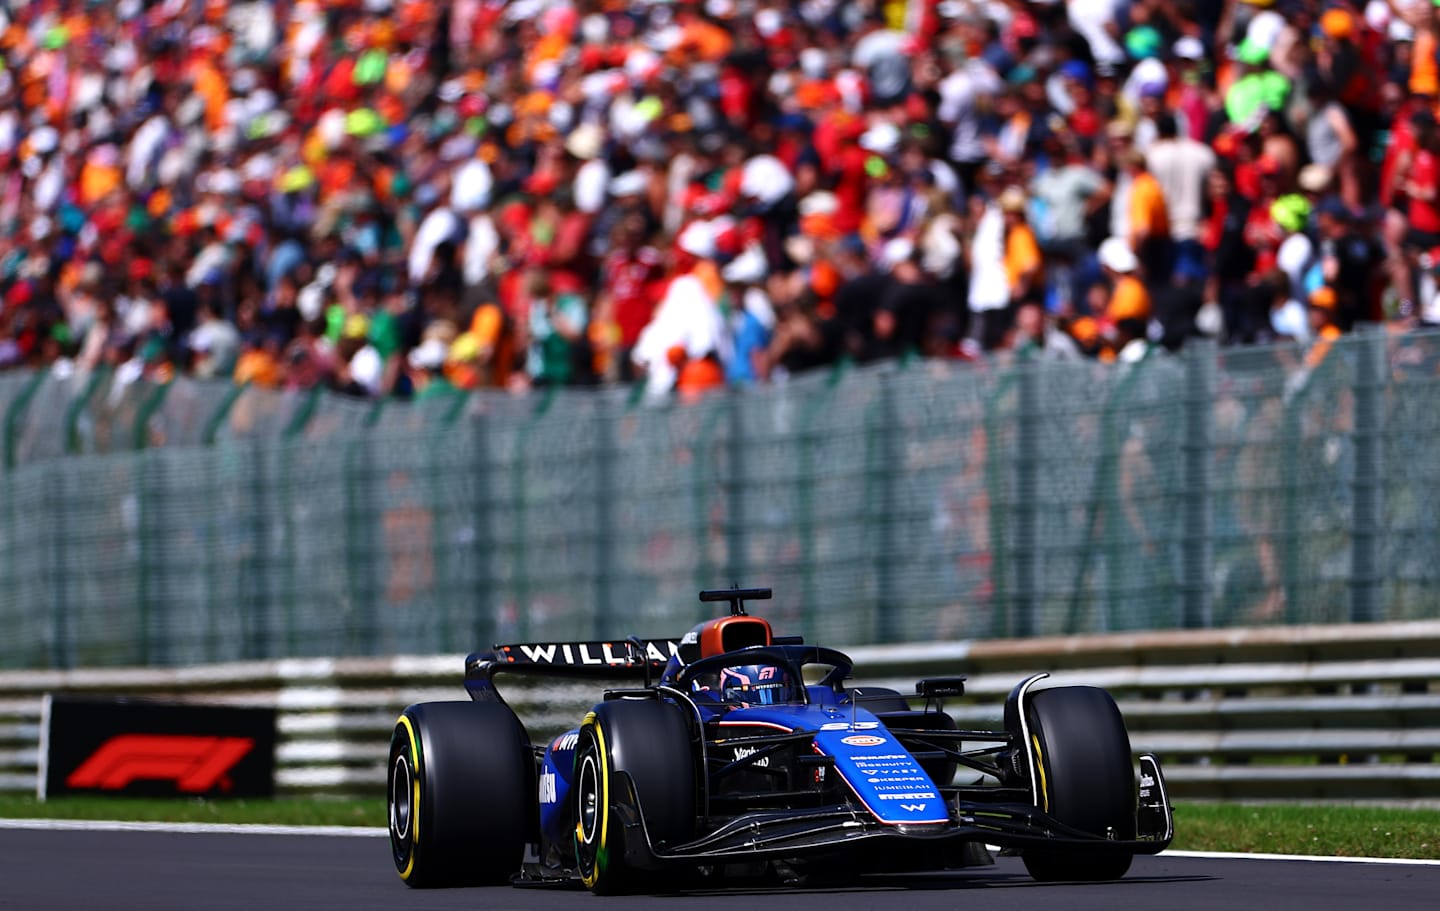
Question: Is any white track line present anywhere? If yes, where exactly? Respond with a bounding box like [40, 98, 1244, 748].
[1162, 849, 1440, 866]
[2, 820, 1436, 866]
[0, 818, 386, 837]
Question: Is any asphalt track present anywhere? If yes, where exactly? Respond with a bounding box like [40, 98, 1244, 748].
[3, 825, 1439, 911]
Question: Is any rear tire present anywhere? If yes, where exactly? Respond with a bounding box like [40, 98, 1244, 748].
[388, 701, 533, 887]
[1014, 686, 1135, 882]
[574, 699, 694, 894]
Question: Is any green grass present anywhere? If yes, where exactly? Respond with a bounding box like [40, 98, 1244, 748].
[1, 797, 1438, 860]
[1170, 803, 1440, 860]
[0, 795, 384, 828]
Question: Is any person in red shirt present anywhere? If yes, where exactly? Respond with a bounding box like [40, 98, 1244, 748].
[1242, 157, 1285, 276]
[1403, 110, 1440, 249]
[593, 214, 664, 382]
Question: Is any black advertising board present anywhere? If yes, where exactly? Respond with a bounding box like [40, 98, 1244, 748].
[41, 695, 277, 799]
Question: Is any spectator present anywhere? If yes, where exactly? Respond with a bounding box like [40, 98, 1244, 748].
[1098, 235, 1152, 361]
[1146, 113, 1216, 286]
[0, 0, 1432, 391]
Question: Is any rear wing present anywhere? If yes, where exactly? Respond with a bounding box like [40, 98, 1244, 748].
[464, 638, 683, 701]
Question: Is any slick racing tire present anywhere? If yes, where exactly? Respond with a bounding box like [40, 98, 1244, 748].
[1014, 685, 1136, 882]
[388, 701, 533, 888]
[573, 698, 695, 894]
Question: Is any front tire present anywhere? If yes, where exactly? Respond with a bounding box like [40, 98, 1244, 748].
[388, 701, 533, 887]
[574, 699, 694, 894]
[1014, 686, 1136, 882]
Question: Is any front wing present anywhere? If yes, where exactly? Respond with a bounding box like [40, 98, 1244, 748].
[603, 753, 1174, 868]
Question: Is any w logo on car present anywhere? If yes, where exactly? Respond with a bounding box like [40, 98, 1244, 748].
[900, 803, 928, 812]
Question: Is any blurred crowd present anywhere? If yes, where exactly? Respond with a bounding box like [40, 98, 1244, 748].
[0, 0, 1433, 401]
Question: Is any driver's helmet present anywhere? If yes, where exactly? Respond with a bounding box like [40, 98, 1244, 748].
[719, 663, 796, 706]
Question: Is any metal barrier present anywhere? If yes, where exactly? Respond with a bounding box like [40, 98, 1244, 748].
[1, 622, 1437, 802]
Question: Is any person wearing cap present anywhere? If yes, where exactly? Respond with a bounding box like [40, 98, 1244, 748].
[1097, 236, 1152, 362]
[1315, 196, 1384, 330]
[1224, 38, 1292, 130]
[631, 219, 728, 400]
[1000, 186, 1044, 313]
[1170, 37, 1212, 142]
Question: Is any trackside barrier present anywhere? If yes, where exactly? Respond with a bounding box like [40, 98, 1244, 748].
[1, 622, 1437, 802]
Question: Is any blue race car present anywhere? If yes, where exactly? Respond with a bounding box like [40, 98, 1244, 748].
[387, 587, 1173, 892]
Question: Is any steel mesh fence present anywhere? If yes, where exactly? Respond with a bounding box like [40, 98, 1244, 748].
[0, 328, 1436, 668]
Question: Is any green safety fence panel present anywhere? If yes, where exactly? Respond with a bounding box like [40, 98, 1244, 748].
[0, 327, 1436, 669]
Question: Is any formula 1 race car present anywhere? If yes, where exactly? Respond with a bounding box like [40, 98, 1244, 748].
[387, 587, 1173, 892]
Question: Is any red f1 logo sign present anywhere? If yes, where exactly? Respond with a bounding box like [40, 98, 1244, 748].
[66, 735, 256, 793]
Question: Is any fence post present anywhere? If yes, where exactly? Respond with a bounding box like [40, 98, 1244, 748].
[724, 388, 748, 589]
[132, 380, 173, 450]
[64, 365, 110, 455]
[1182, 340, 1216, 628]
[424, 392, 471, 650]
[593, 399, 617, 639]
[3, 368, 47, 472]
[1013, 352, 1040, 638]
[46, 463, 71, 669]
[343, 433, 379, 655]
[691, 396, 727, 594]
[200, 382, 249, 445]
[512, 387, 558, 642]
[470, 412, 497, 650]
[136, 449, 165, 666]
[984, 365, 1020, 638]
[873, 367, 902, 643]
[798, 362, 847, 640]
[1350, 327, 1386, 623]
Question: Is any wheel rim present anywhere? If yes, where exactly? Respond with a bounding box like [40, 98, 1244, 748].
[576, 752, 600, 846]
[390, 754, 413, 841]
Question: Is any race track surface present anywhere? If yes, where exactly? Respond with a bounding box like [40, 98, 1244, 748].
[2, 827, 1438, 911]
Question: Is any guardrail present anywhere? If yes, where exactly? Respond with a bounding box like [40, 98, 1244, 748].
[2, 622, 1437, 803]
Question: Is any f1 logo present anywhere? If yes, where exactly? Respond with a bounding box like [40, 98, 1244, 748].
[66, 735, 256, 793]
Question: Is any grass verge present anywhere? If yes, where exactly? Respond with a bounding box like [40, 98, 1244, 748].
[1, 797, 1438, 860]
[1170, 803, 1440, 860]
[0, 795, 384, 828]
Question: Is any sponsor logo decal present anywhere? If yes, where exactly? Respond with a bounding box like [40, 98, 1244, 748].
[733, 746, 769, 768]
[876, 792, 938, 800]
[539, 770, 557, 804]
[506, 640, 681, 666]
[66, 735, 254, 793]
[900, 803, 928, 812]
[841, 735, 887, 747]
[820, 721, 879, 731]
[551, 732, 579, 752]
[868, 776, 926, 784]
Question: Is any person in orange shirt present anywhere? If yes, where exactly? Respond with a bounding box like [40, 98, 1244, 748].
[1304, 286, 1343, 370]
[999, 186, 1042, 308]
[1122, 149, 1172, 287]
[1099, 236, 1153, 363]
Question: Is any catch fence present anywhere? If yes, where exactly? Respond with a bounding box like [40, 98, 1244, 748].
[2, 328, 1438, 669]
